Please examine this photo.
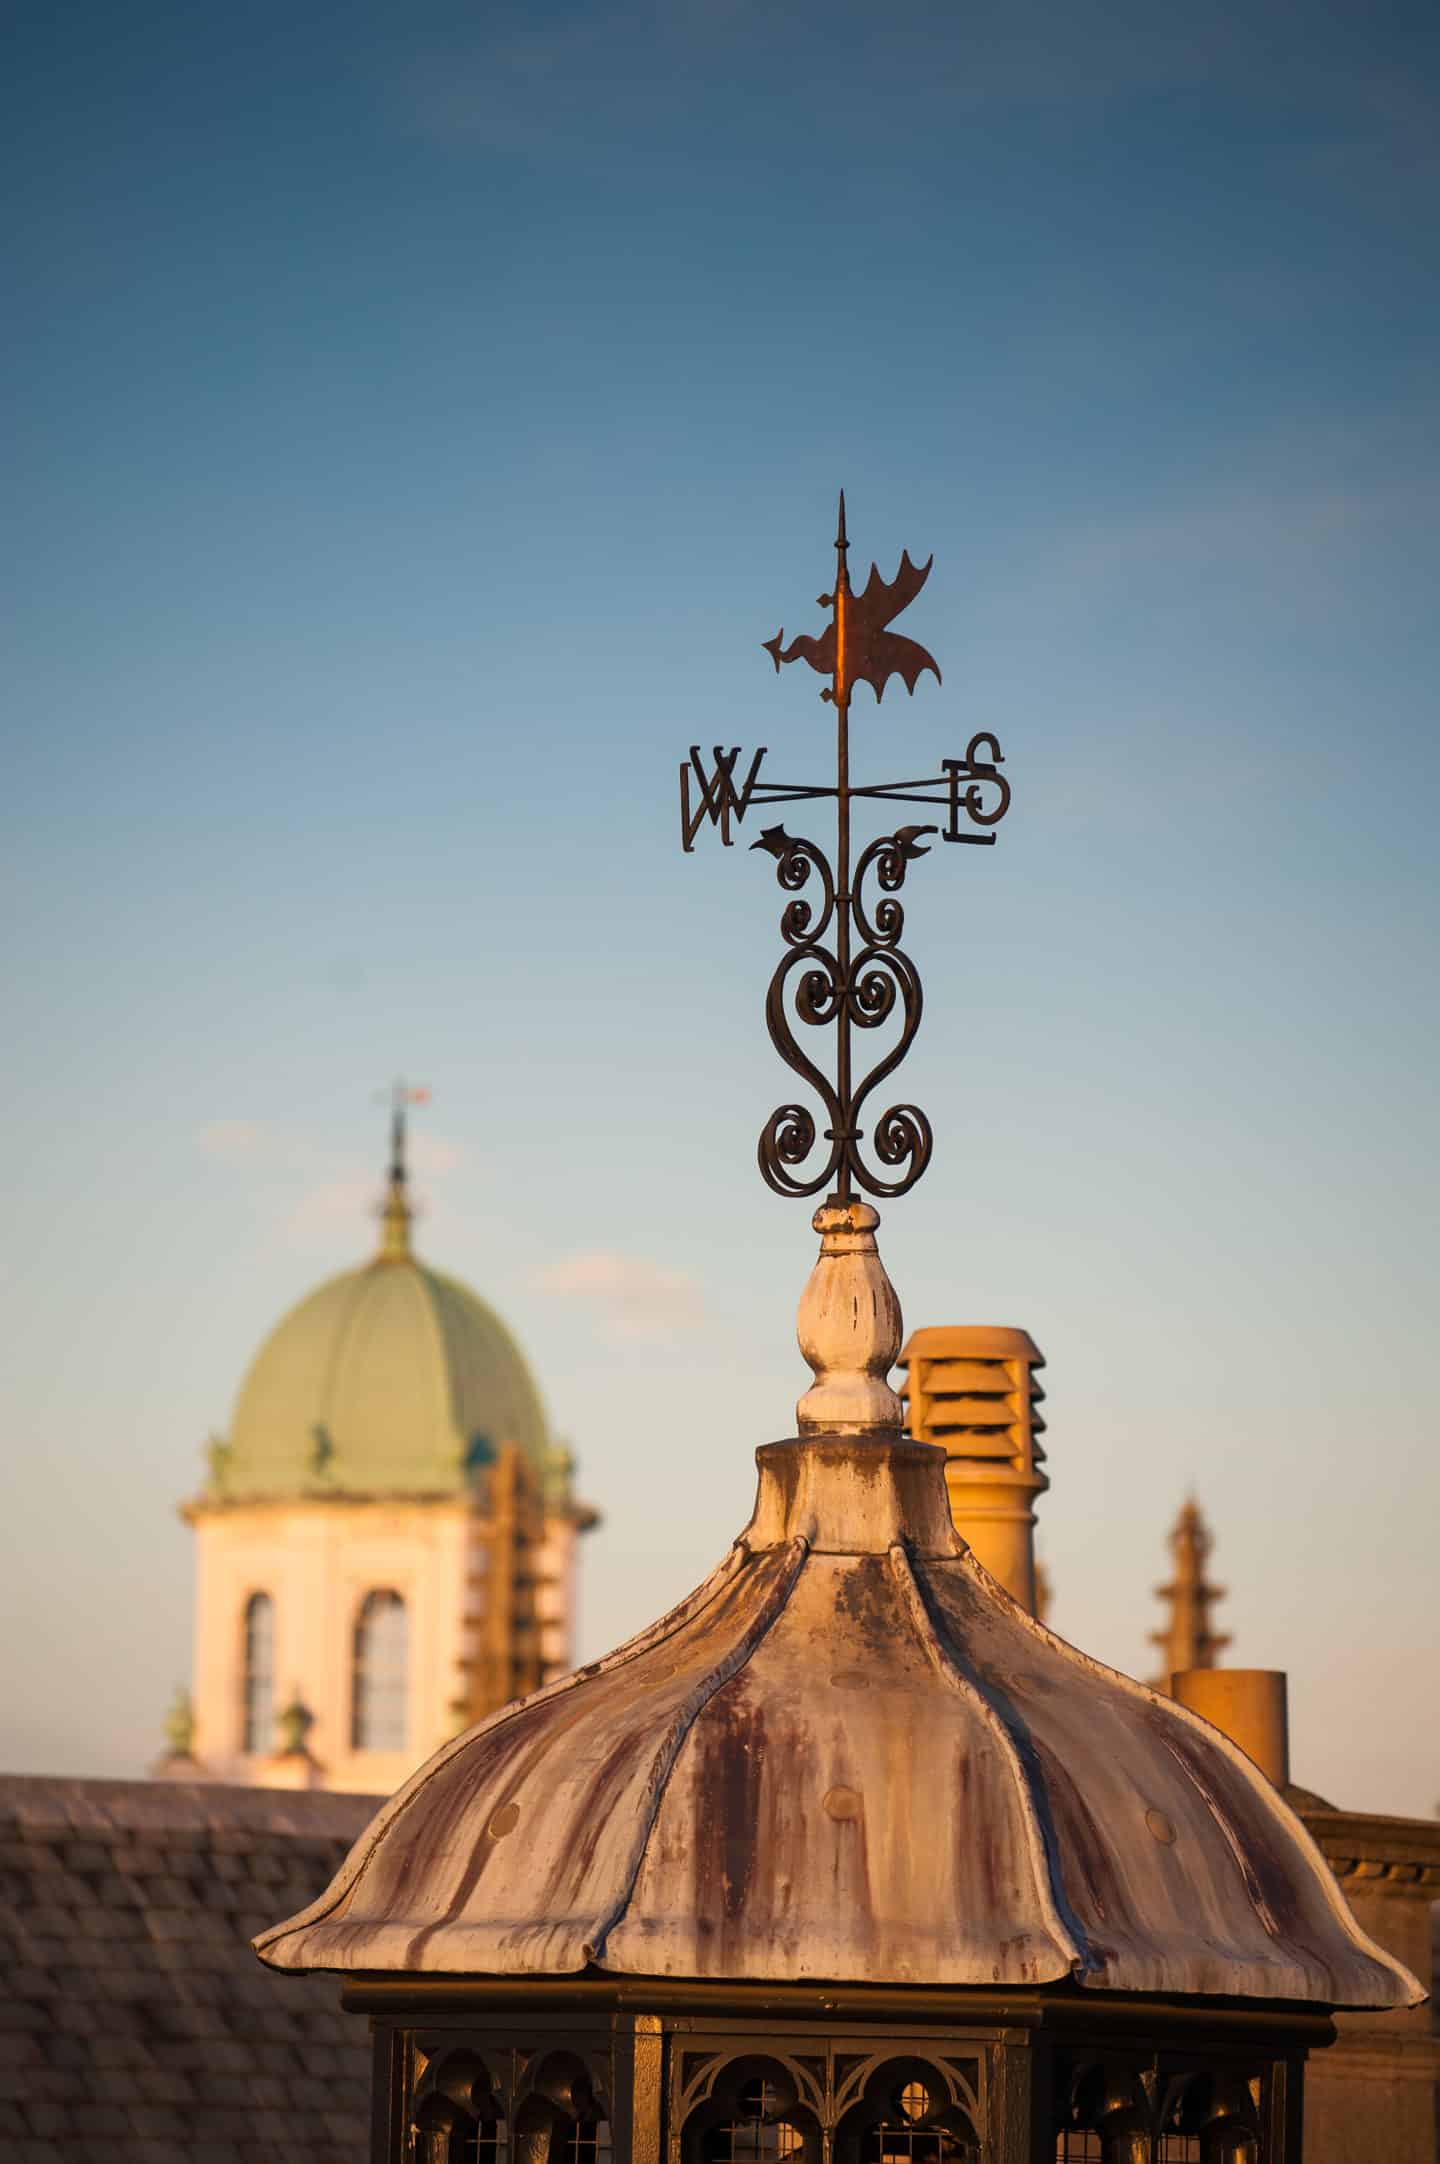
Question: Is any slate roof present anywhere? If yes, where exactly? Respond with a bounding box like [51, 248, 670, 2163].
[0, 1775, 380, 2164]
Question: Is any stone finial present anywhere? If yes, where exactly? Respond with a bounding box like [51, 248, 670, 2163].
[150, 1684, 211, 1782]
[204, 1433, 232, 1495]
[795, 1198, 904, 1436]
[162, 1685, 196, 1759]
[257, 1690, 327, 1790]
[277, 1690, 317, 1758]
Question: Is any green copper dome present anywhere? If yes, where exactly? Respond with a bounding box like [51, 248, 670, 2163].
[205, 1110, 551, 1502]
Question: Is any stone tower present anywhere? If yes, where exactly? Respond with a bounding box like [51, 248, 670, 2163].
[180, 1103, 597, 1792]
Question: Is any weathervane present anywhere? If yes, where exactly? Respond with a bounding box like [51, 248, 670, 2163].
[680, 495, 1011, 1201]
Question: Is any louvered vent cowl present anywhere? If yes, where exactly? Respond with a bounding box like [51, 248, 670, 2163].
[898, 1325, 1047, 1613]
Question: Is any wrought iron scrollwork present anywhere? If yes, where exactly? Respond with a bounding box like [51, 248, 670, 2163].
[754, 826, 934, 1201]
[757, 831, 844, 1197]
[680, 498, 1013, 1208]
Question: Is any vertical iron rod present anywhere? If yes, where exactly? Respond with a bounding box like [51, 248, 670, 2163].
[833, 495, 853, 1201]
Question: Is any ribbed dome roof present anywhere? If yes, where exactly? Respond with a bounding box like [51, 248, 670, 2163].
[255, 1435, 1419, 2007]
[214, 1254, 550, 1502]
[255, 1201, 1420, 2012]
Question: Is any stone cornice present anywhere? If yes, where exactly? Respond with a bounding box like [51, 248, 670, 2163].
[181, 1489, 477, 1524]
[1297, 1806, 1440, 1891]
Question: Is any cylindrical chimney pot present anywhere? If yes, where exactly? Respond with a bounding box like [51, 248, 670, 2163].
[1171, 1667, 1290, 1789]
[897, 1325, 1047, 1614]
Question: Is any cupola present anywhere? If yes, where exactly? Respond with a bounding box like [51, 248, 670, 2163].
[255, 504, 1421, 2163]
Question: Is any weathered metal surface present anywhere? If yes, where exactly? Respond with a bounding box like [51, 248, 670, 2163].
[255, 1439, 1420, 2009]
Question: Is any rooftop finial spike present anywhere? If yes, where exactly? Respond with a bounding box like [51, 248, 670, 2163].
[836, 488, 849, 556]
[377, 1079, 428, 1260]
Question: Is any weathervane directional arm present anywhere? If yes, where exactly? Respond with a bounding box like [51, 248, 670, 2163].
[679, 744, 770, 852]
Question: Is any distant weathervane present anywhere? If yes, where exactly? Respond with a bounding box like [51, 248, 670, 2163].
[679, 494, 1012, 1201]
[374, 1079, 430, 1253]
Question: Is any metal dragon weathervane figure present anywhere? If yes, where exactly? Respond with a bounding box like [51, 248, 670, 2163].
[680, 494, 1012, 1203]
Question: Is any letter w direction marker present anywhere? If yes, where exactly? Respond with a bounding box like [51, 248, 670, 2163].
[680, 744, 768, 852]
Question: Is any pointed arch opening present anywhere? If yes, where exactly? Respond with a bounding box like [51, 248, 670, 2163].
[352, 1588, 409, 1751]
[684, 2060, 819, 2162]
[835, 2059, 979, 2163]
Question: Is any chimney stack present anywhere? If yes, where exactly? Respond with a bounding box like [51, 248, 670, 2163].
[1171, 1668, 1291, 1789]
[897, 1325, 1047, 1614]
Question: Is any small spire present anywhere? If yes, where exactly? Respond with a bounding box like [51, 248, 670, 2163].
[377, 1080, 427, 1260]
[1150, 1493, 1230, 1689]
[835, 488, 849, 557]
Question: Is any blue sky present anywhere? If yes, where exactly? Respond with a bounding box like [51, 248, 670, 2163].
[3, 0, 1438, 1814]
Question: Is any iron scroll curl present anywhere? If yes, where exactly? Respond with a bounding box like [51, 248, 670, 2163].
[755, 829, 934, 1201]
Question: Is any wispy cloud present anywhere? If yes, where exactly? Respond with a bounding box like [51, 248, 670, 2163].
[1005, 402, 1440, 617]
[536, 1250, 705, 1338]
[284, 1176, 381, 1252]
[195, 1119, 267, 1160]
[394, 2, 1438, 156]
[194, 1117, 471, 1257]
[410, 1132, 465, 1177]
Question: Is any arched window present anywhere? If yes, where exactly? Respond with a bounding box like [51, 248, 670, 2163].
[413, 2093, 505, 2164]
[556, 2126, 610, 2161]
[411, 2049, 506, 2164]
[836, 2064, 978, 2163]
[708, 2087, 802, 2158]
[510, 2050, 612, 2162]
[859, 2076, 967, 2159]
[241, 1592, 275, 1754]
[695, 2074, 811, 2160]
[352, 1589, 409, 1750]
[1054, 2063, 1151, 2164]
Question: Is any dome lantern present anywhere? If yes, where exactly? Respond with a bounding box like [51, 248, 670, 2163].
[254, 503, 1420, 2160]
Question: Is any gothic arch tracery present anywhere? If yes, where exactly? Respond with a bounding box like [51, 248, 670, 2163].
[830, 2055, 980, 2162]
[411, 2045, 507, 2164]
[680, 2054, 822, 2162]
